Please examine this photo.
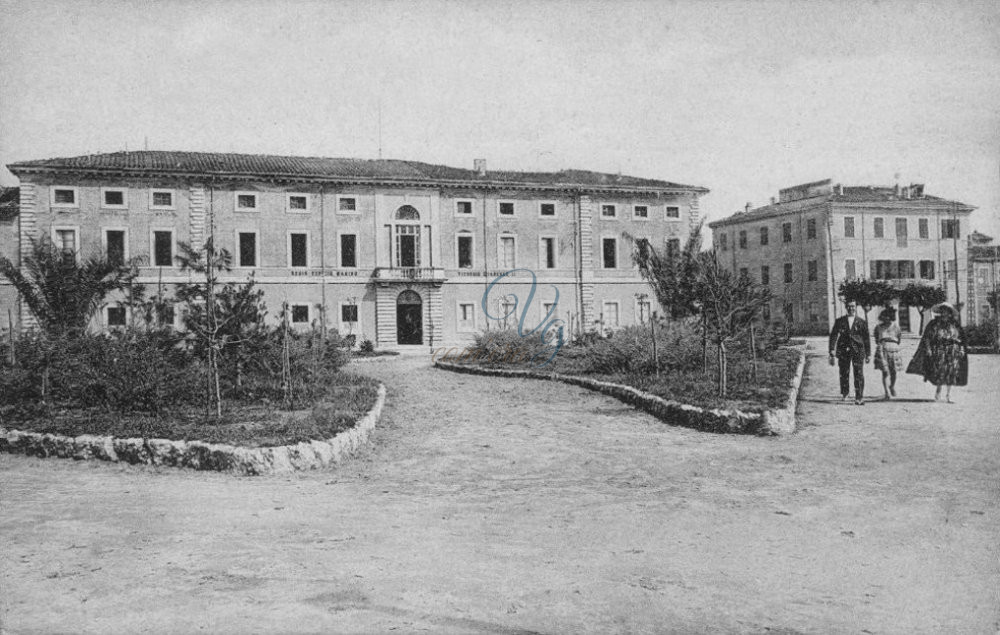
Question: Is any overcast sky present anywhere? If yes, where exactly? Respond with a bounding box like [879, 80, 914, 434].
[1, 0, 998, 236]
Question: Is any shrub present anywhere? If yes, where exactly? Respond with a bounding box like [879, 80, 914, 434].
[359, 338, 375, 353]
[965, 319, 997, 347]
[470, 328, 558, 366]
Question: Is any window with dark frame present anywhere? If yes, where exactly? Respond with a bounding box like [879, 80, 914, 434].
[784, 303, 794, 323]
[340, 234, 357, 268]
[761, 265, 770, 285]
[341, 304, 358, 323]
[845, 259, 856, 280]
[153, 231, 172, 267]
[720, 233, 728, 251]
[456, 201, 473, 215]
[873, 217, 884, 238]
[104, 190, 125, 206]
[633, 205, 648, 218]
[942, 219, 960, 239]
[784, 262, 793, 283]
[760, 226, 769, 245]
[152, 191, 173, 208]
[739, 267, 749, 279]
[739, 230, 747, 249]
[237, 194, 257, 210]
[53, 189, 76, 205]
[601, 204, 616, 218]
[665, 206, 680, 219]
[844, 217, 855, 238]
[457, 234, 473, 269]
[238, 233, 257, 267]
[291, 305, 309, 323]
[288, 195, 308, 211]
[540, 203, 555, 216]
[106, 230, 125, 266]
[107, 306, 127, 327]
[542, 237, 556, 269]
[499, 202, 515, 216]
[665, 238, 681, 260]
[806, 218, 817, 239]
[896, 218, 908, 248]
[290, 233, 308, 267]
[918, 218, 929, 238]
[807, 260, 818, 281]
[782, 222, 792, 243]
[338, 197, 357, 212]
[602, 238, 616, 268]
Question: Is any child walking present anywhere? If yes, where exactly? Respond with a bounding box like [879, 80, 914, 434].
[873, 308, 902, 400]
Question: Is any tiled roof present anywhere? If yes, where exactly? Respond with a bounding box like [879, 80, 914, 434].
[6, 151, 707, 193]
[0, 186, 18, 221]
[709, 184, 973, 228]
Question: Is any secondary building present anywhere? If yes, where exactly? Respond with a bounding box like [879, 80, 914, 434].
[708, 179, 975, 333]
[967, 231, 1000, 326]
[2, 151, 707, 346]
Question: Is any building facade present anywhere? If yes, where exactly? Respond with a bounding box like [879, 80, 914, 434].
[708, 179, 975, 333]
[2, 151, 707, 346]
[967, 231, 1000, 326]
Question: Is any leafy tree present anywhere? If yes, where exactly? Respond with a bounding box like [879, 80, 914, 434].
[695, 251, 772, 397]
[630, 222, 704, 319]
[0, 235, 138, 337]
[898, 283, 948, 335]
[838, 278, 897, 322]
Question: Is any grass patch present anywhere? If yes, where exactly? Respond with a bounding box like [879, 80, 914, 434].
[352, 349, 401, 358]
[0, 373, 380, 448]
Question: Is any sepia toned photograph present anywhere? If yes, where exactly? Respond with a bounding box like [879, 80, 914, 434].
[1, 0, 998, 632]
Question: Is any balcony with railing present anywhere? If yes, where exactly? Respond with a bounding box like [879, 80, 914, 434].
[372, 267, 446, 283]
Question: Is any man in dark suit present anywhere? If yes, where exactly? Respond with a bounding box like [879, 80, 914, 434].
[828, 300, 871, 405]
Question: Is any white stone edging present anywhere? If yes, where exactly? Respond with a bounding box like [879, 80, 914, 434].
[0, 384, 387, 476]
[436, 346, 806, 436]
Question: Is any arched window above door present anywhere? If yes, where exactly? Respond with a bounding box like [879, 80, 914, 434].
[395, 205, 420, 222]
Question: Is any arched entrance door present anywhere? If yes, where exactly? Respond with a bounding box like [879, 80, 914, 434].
[396, 290, 423, 344]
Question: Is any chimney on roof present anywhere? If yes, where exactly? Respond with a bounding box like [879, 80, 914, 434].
[893, 183, 901, 197]
[770, 196, 777, 205]
[835, 183, 843, 195]
[903, 185, 911, 199]
[474, 159, 487, 177]
[745, 202, 752, 213]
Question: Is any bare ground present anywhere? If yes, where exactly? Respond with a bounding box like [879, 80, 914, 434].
[1, 337, 998, 634]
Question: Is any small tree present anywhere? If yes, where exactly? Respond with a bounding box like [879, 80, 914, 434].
[696, 252, 772, 397]
[838, 278, 897, 323]
[0, 236, 138, 337]
[898, 283, 947, 335]
[630, 222, 704, 319]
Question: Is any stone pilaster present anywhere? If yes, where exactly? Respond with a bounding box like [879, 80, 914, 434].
[189, 185, 207, 250]
[425, 285, 444, 348]
[375, 284, 396, 346]
[17, 183, 38, 329]
[578, 195, 595, 331]
[688, 194, 702, 233]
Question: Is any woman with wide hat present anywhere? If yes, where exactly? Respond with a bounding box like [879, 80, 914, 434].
[906, 302, 968, 402]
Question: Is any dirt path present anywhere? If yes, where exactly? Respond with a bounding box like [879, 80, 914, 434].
[2, 340, 998, 634]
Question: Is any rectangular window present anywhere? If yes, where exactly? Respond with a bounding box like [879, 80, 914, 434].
[895, 218, 908, 248]
[809, 301, 819, 323]
[918, 218, 929, 239]
[919, 260, 935, 280]
[806, 218, 817, 239]
[602, 302, 620, 328]
[760, 227, 769, 245]
[151, 190, 174, 209]
[720, 233, 728, 251]
[291, 304, 310, 324]
[287, 194, 309, 212]
[499, 236, 516, 269]
[782, 222, 793, 243]
[456, 200, 473, 215]
[601, 204, 616, 218]
[289, 232, 308, 268]
[760, 265, 770, 285]
[541, 237, 556, 269]
[53, 228, 78, 262]
[844, 217, 855, 238]
[739, 230, 747, 249]
[52, 187, 78, 207]
[539, 202, 556, 217]
[105, 230, 126, 266]
[665, 206, 680, 219]
[873, 217, 884, 238]
[739, 267, 749, 279]
[106, 306, 127, 327]
[457, 234, 473, 269]
[783, 303, 794, 323]
[102, 188, 127, 208]
[898, 260, 915, 279]
[807, 260, 818, 281]
[341, 303, 358, 325]
[338, 196, 358, 213]
[633, 205, 648, 219]
[784, 263, 793, 283]
[235, 192, 258, 211]
[665, 238, 681, 260]
[238, 232, 257, 267]
[602, 238, 617, 269]
[637, 299, 652, 324]
[762, 303, 771, 322]
[942, 219, 960, 239]
[944, 259, 957, 280]
[458, 303, 476, 332]
[152, 230, 173, 267]
[845, 259, 856, 280]
[340, 234, 357, 268]
[498, 201, 515, 216]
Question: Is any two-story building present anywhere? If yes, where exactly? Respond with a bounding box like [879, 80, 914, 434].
[967, 231, 1000, 326]
[708, 179, 975, 333]
[2, 151, 707, 347]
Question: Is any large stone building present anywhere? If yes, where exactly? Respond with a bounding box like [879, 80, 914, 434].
[1, 151, 707, 346]
[708, 179, 975, 333]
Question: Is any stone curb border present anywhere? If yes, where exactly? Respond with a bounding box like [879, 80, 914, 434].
[435, 345, 806, 436]
[0, 384, 387, 476]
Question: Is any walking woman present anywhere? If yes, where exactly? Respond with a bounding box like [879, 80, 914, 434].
[906, 303, 968, 402]
[873, 307, 902, 400]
